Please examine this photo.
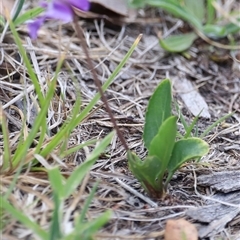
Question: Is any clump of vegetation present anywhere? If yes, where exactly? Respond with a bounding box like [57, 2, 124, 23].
[129, 0, 240, 52]
[127, 79, 209, 198]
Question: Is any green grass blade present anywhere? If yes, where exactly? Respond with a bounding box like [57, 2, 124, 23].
[200, 112, 234, 138]
[8, 17, 45, 107]
[14, 7, 44, 26]
[71, 211, 112, 240]
[78, 182, 99, 224]
[35, 58, 64, 154]
[1, 197, 48, 239]
[49, 192, 63, 240]
[12, 69, 58, 166]
[60, 139, 98, 158]
[0, 105, 11, 171]
[59, 80, 81, 155]
[48, 167, 64, 198]
[184, 111, 202, 138]
[63, 131, 114, 199]
[12, 0, 25, 21]
[175, 101, 188, 138]
[3, 160, 26, 201]
[40, 35, 141, 157]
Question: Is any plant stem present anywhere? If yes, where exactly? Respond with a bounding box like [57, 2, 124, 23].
[73, 14, 129, 151]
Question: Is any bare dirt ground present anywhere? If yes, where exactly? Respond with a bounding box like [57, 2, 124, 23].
[1, 4, 240, 240]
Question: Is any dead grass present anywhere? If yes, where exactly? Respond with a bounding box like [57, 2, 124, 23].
[0, 1, 240, 239]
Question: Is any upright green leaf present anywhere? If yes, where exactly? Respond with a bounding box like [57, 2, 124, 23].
[149, 116, 177, 169]
[167, 138, 209, 180]
[206, 0, 216, 24]
[128, 151, 165, 198]
[143, 79, 172, 149]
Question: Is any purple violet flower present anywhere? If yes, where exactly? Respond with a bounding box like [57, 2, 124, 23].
[28, 0, 90, 39]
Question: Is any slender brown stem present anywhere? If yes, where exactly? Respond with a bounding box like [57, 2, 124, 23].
[73, 14, 129, 151]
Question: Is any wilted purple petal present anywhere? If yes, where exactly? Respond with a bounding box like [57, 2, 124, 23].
[28, 17, 45, 39]
[67, 0, 90, 11]
[45, 1, 73, 23]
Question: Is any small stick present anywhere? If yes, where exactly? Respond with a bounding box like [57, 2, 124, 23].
[73, 14, 129, 151]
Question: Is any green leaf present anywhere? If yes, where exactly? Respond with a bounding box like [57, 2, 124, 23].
[147, 0, 203, 29]
[128, 151, 165, 198]
[143, 79, 172, 149]
[183, 0, 205, 22]
[129, 0, 147, 8]
[206, 0, 216, 24]
[224, 21, 240, 35]
[159, 32, 198, 52]
[203, 24, 227, 38]
[167, 138, 209, 178]
[149, 116, 177, 169]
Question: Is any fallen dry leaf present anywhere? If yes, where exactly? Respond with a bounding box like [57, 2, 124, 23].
[90, 0, 128, 16]
[75, 0, 137, 24]
[164, 218, 198, 240]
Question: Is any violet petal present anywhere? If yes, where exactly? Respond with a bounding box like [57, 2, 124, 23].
[28, 17, 45, 39]
[67, 0, 90, 11]
[45, 1, 73, 23]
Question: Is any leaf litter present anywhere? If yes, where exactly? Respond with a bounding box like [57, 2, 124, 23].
[0, 0, 240, 239]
